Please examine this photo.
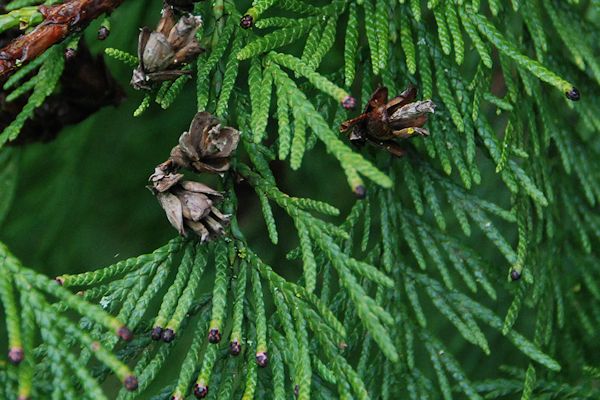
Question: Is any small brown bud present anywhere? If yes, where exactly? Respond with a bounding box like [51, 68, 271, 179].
[294, 384, 299, 398]
[342, 96, 356, 110]
[64, 48, 77, 60]
[97, 26, 110, 40]
[240, 14, 253, 29]
[124, 375, 139, 391]
[510, 269, 522, 281]
[193, 383, 209, 398]
[354, 185, 366, 199]
[54, 277, 64, 285]
[8, 347, 24, 364]
[565, 87, 580, 101]
[162, 328, 176, 343]
[229, 340, 241, 356]
[117, 326, 133, 341]
[151, 326, 163, 341]
[255, 351, 268, 368]
[207, 328, 221, 343]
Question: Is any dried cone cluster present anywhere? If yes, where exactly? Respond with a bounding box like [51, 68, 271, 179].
[131, 4, 203, 90]
[169, 111, 240, 173]
[340, 86, 435, 157]
[149, 112, 240, 242]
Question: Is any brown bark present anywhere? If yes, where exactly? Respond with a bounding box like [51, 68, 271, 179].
[0, 0, 125, 79]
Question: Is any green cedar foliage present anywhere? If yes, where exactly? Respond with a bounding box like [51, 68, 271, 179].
[1, 0, 600, 399]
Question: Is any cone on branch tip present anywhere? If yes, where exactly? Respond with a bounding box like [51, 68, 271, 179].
[150, 168, 231, 241]
[151, 326, 163, 341]
[131, 4, 204, 90]
[8, 347, 24, 364]
[149, 112, 239, 241]
[117, 326, 133, 341]
[161, 328, 176, 342]
[510, 269, 522, 281]
[353, 185, 367, 199]
[565, 87, 580, 101]
[240, 14, 253, 29]
[207, 328, 221, 343]
[170, 111, 240, 174]
[64, 48, 77, 60]
[340, 86, 435, 157]
[229, 339, 241, 355]
[193, 383, 208, 398]
[124, 375, 139, 391]
[97, 26, 110, 40]
[256, 351, 268, 367]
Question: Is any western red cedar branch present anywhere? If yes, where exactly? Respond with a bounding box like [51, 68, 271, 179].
[0, 0, 125, 80]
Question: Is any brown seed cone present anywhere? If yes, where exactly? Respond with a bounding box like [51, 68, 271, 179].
[149, 160, 183, 193]
[170, 112, 240, 174]
[131, 5, 203, 90]
[150, 176, 230, 242]
[340, 86, 435, 156]
[149, 112, 237, 240]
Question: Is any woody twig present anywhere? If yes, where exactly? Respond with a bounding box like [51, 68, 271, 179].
[0, 0, 125, 80]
